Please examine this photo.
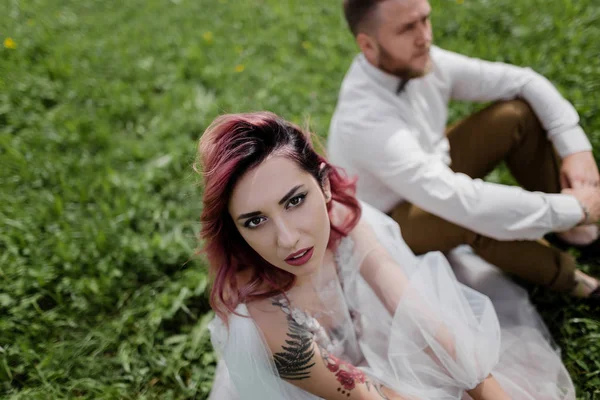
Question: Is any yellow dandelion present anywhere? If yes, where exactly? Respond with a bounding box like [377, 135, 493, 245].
[456, 0, 464, 3]
[3, 37, 16, 49]
[202, 31, 213, 44]
[302, 41, 312, 50]
[235, 64, 245, 73]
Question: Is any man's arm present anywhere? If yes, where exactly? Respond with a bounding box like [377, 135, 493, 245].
[438, 47, 592, 159]
[440, 47, 599, 193]
[352, 120, 583, 240]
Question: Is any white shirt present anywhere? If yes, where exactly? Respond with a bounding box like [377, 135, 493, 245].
[327, 46, 590, 241]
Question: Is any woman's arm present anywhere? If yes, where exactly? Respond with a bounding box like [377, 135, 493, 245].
[351, 219, 457, 357]
[350, 218, 508, 399]
[249, 301, 409, 400]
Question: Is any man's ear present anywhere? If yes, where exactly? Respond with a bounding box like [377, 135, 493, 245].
[356, 32, 378, 66]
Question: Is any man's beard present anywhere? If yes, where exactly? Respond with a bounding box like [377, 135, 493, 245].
[376, 42, 431, 80]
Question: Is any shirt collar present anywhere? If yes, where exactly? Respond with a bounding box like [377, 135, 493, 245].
[357, 53, 408, 94]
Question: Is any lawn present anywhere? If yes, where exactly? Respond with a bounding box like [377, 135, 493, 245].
[1, 0, 599, 398]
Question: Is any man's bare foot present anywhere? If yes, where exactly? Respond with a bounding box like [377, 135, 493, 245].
[557, 225, 599, 247]
[571, 270, 600, 298]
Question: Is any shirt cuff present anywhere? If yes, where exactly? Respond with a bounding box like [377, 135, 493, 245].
[549, 126, 593, 158]
[547, 194, 584, 231]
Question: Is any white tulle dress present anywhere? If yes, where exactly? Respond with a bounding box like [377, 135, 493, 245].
[207, 202, 575, 399]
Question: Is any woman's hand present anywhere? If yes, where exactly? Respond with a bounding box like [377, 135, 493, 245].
[466, 375, 510, 400]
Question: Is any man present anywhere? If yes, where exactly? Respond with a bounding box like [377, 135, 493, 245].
[327, 0, 600, 299]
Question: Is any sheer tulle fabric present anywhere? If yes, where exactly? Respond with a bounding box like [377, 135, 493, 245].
[207, 202, 575, 399]
[209, 303, 317, 400]
[447, 246, 575, 400]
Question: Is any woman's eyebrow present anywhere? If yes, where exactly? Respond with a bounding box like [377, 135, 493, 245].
[236, 184, 305, 220]
[237, 211, 262, 220]
[278, 185, 303, 205]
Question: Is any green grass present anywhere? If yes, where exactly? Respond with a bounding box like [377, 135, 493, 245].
[1, 0, 599, 398]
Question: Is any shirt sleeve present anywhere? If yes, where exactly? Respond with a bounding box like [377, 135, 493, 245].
[437, 48, 592, 158]
[352, 119, 583, 240]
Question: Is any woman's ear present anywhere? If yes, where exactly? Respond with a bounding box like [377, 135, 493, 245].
[319, 163, 332, 203]
[323, 177, 332, 203]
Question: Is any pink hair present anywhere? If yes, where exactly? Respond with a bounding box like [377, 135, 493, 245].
[195, 112, 361, 319]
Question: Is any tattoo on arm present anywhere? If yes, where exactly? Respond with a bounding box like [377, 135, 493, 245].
[273, 315, 316, 380]
[320, 346, 365, 396]
[320, 345, 389, 398]
[272, 300, 390, 399]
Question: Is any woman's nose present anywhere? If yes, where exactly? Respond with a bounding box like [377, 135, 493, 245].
[275, 218, 300, 250]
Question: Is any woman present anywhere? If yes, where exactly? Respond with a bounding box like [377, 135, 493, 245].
[196, 112, 576, 399]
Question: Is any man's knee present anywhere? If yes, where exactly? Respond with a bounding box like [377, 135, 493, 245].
[396, 218, 476, 255]
[495, 99, 541, 129]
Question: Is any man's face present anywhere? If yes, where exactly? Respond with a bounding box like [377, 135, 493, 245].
[361, 0, 433, 79]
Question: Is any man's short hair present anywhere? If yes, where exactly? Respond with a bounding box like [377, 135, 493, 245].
[343, 0, 387, 36]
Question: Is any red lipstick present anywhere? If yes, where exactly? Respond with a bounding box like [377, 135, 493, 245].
[285, 247, 314, 266]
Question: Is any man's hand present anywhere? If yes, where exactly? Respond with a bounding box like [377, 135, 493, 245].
[560, 151, 600, 189]
[563, 186, 600, 225]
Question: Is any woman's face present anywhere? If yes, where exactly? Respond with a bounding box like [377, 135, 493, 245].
[228, 155, 331, 282]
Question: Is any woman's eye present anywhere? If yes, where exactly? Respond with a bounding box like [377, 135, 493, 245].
[287, 193, 306, 208]
[245, 217, 265, 228]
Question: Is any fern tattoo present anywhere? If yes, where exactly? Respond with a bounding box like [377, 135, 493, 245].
[271, 298, 390, 398]
[272, 302, 316, 380]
